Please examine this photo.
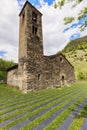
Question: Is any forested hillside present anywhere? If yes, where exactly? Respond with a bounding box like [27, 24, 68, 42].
[0, 59, 14, 82]
[62, 36, 87, 52]
[62, 36, 87, 80]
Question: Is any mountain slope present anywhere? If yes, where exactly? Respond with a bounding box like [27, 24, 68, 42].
[62, 36, 87, 80]
[62, 36, 87, 52]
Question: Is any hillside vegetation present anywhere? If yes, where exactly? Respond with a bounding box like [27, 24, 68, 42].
[62, 36, 87, 52]
[62, 36, 87, 80]
[0, 59, 14, 82]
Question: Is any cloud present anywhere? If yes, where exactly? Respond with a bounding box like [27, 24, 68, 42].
[0, 0, 19, 62]
[39, 0, 46, 6]
[39, 0, 87, 55]
[0, 0, 87, 62]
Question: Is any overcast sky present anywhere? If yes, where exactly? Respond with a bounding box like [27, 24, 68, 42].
[0, 0, 87, 62]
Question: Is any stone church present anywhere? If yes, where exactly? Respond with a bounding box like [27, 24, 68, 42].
[7, 1, 75, 92]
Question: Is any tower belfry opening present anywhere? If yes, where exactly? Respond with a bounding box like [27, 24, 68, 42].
[32, 11, 37, 23]
[32, 11, 38, 35]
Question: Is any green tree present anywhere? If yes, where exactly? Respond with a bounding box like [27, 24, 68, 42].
[64, 17, 75, 25]
[77, 72, 85, 80]
[53, 3, 58, 9]
[0, 58, 14, 83]
[54, 0, 87, 31]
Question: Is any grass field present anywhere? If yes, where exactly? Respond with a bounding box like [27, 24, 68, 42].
[0, 82, 87, 130]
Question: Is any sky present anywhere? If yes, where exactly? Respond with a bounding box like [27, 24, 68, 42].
[0, 0, 87, 62]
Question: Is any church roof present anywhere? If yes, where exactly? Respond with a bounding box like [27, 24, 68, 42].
[7, 64, 18, 72]
[44, 52, 74, 69]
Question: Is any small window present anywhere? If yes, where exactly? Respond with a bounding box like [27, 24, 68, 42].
[32, 12, 37, 23]
[22, 14, 25, 19]
[60, 57, 63, 63]
[22, 12, 25, 21]
[38, 74, 40, 80]
[62, 75, 64, 80]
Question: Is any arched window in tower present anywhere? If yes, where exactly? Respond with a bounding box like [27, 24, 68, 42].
[32, 25, 37, 35]
[32, 11, 38, 35]
[32, 11, 37, 23]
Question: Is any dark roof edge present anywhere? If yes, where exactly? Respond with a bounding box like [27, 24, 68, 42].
[60, 53, 74, 69]
[44, 52, 74, 69]
[7, 64, 18, 72]
[19, 1, 42, 16]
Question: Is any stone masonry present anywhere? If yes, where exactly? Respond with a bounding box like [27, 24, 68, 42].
[7, 1, 75, 92]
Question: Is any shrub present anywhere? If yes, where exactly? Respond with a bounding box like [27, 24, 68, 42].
[77, 72, 85, 80]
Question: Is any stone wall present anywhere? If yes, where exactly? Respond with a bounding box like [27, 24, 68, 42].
[7, 65, 28, 91]
[7, 53, 75, 92]
[7, 67, 19, 89]
[25, 53, 75, 91]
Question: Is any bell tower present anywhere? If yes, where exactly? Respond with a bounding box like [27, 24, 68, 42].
[18, 1, 43, 91]
[18, 1, 43, 63]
